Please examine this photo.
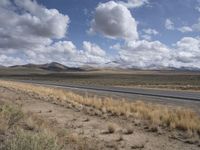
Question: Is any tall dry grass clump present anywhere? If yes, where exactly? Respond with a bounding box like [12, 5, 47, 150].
[4, 129, 62, 150]
[0, 103, 62, 150]
[0, 80, 200, 134]
[0, 104, 23, 132]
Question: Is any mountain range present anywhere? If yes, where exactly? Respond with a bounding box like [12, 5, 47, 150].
[0, 62, 200, 72]
[9, 62, 83, 72]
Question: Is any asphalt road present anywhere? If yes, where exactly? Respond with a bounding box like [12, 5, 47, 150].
[16, 80, 200, 102]
[5, 79, 200, 112]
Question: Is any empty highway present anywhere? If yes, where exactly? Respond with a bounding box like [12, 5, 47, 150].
[15, 80, 200, 101]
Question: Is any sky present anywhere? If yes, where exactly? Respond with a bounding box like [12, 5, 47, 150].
[0, 0, 199, 69]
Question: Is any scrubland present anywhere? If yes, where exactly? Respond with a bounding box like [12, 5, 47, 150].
[2, 71, 200, 91]
[0, 103, 62, 150]
[0, 80, 200, 150]
[0, 80, 199, 133]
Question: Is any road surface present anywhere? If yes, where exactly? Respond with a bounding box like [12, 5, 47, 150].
[14, 80, 200, 113]
[13, 80, 200, 102]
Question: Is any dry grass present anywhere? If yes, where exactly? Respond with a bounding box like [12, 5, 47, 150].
[123, 126, 134, 135]
[0, 103, 62, 150]
[0, 103, 98, 149]
[107, 123, 117, 133]
[0, 80, 200, 135]
[0, 104, 23, 132]
[4, 129, 62, 150]
[0, 103, 94, 150]
[118, 84, 200, 92]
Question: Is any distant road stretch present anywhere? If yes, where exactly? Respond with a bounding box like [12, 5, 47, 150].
[14, 80, 200, 103]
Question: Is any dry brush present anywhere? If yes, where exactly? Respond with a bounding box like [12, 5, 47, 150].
[0, 80, 200, 135]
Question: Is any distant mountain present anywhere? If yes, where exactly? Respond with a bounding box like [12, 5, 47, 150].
[10, 62, 83, 72]
[7, 62, 200, 72]
[105, 61, 200, 72]
[0, 65, 5, 68]
[167, 66, 200, 72]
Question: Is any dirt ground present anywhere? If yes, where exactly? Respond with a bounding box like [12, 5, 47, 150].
[0, 86, 199, 150]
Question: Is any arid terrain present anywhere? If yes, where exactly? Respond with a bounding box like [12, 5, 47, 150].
[1, 65, 200, 92]
[1, 0, 200, 149]
[0, 80, 199, 150]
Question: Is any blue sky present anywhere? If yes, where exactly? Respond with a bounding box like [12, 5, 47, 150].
[0, 0, 199, 69]
[37, 0, 199, 47]
[37, 0, 121, 55]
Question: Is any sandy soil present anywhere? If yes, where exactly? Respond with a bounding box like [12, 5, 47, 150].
[0, 86, 199, 150]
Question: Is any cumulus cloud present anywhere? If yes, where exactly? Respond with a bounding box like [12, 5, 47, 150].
[174, 37, 200, 64]
[1, 0, 200, 70]
[0, 0, 72, 66]
[48, 41, 77, 54]
[83, 41, 106, 57]
[196, 0, 200, 12]
[112, 36, 200, 69]
[15, 0, 70, 39]
[0, 40, 109, 67]
[196, 6, 200, 12]
[143, 28, 159, 35]
[177, 18, 200, 33]
[75, 41, 108, 65]
[192, 18, 200, 32]
[0, 40, 78, 66]
[118, 0, 149, 9]
[141, 28, 158, 40]
[141, 34, 152, 40]
[167, 17, 200, 33]
[89, 1, 138, 40]
[0, 54, 23, 66]
[178, 26, 193, 33]
[115, 40, 171, 69]
[0, 0, 110, 67]
[0, 0, 11, 6]
[165, 19, 174, 30]
[0, 0, 69, 51]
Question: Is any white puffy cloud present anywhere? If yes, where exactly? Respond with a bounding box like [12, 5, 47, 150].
[167, 17, 200, 33]
[0, 0, 69, 51]
[165, 19, 174, 30]
[141, 28, 158, 40]
[178, 26, 193, 33]
[192, 18, 200, 32]
[118, 0, 149, 9]
[177, 18, 200, 33]
[0, 0, 11, 6]
[0, 54, 23, 66]
[143, 28, 159, 35]
[0, 40, 109, 67]
[141, 34, 152, 40]
[174, 37, 200, 64]
[89, 1, 138, 40]
[0, 40, 78, 66]
[116, 40, 171, 69]
[14, 0, 70, 39]
[48, 41, 77, 54]
[83, 41, 106, 57]
[196, 6, 200, 12]
[0, 0, 110, 67]
[196, 0, 200, 12]
[113, 36, 200, 69]
[0, 0, 71, 66]
[167, 37, 200, 69]
[1, 0, 200, 70]
[69, 41, 108, 66]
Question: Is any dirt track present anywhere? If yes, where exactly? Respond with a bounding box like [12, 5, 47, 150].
[0, 86, 199, 150]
